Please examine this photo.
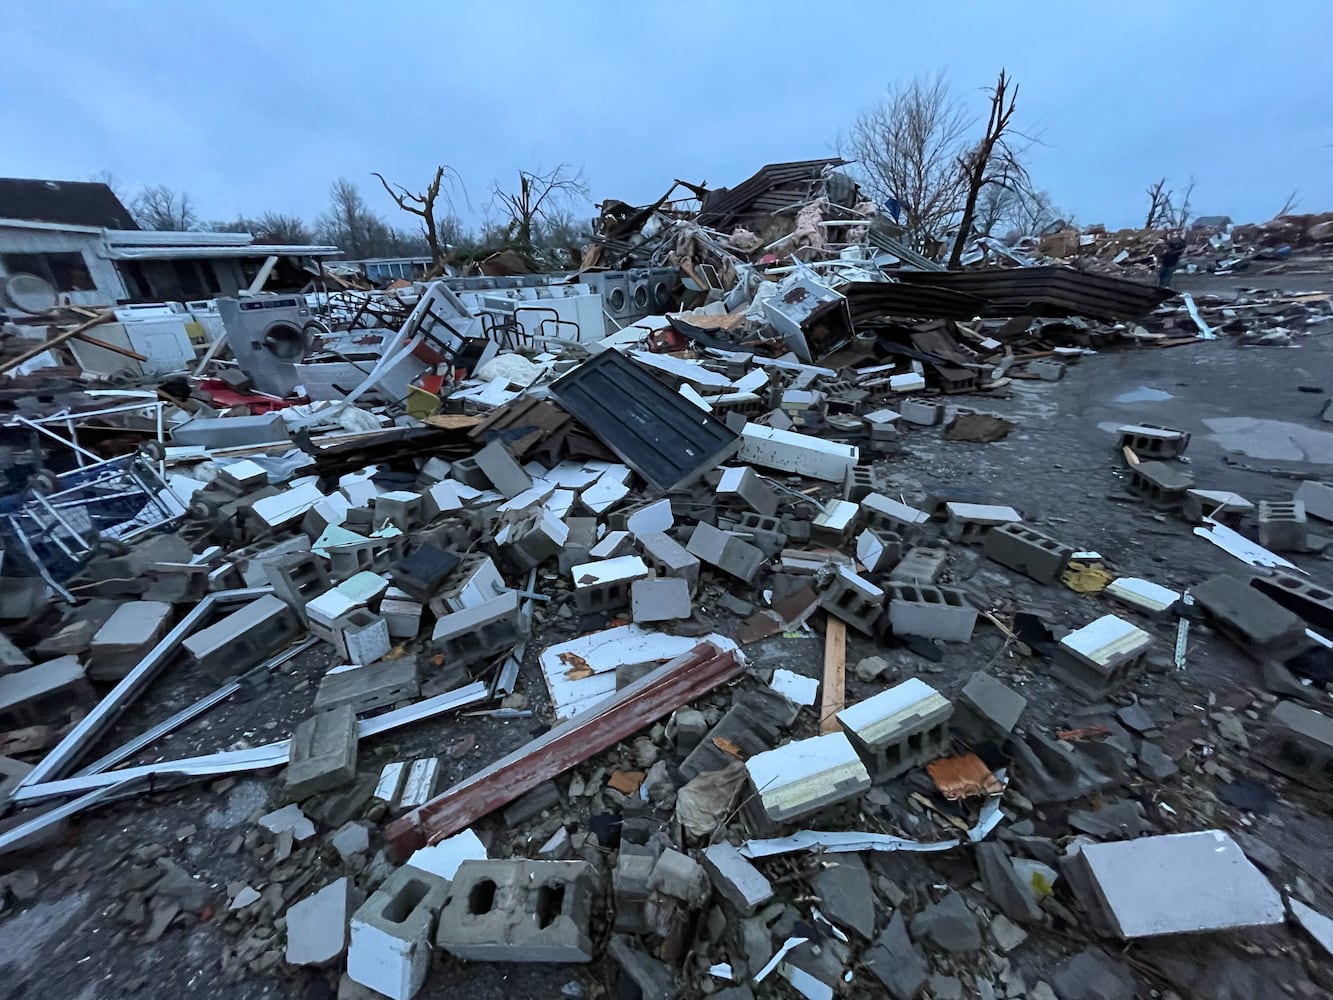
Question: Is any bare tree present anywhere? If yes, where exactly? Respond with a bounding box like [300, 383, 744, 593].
[88, 170, 128, 205]
[1274, 191, 1299, 218]
[490, 164, 589, 256]
[1144, 178, 1174, 229]
[373, 165, 465, 267]
[1144, 176, 1196, 229]
[948, 70, 1026, 269]
[252, 212, 313, 245]
[316, 178, 388, 258]
[840, 75, 972, 243]
[132, 184, 198, 231]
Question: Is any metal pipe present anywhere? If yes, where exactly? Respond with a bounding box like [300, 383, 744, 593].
[18, 586, 273, 788]
[15, 415, 103, 463]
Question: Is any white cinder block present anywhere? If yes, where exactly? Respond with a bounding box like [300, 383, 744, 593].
[251, 482, 325, 527]
[626, 498, 673, 537]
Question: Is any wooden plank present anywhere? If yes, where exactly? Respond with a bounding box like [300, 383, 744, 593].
[820, 617, 847, 734]
[0, 310, 115, 374]
[71, 332, 146, 362]
[386, 644, 741, 860]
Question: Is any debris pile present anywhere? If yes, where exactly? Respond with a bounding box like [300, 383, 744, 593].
[1, 158, 1332, 1000]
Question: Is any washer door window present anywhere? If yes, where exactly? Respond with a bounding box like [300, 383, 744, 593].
[262, 320, 306, 360]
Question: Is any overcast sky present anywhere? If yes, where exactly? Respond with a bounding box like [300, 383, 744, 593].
[5, 1, 1331, 236]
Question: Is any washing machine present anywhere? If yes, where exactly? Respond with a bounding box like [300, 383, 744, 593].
[216, 294, 313, 396]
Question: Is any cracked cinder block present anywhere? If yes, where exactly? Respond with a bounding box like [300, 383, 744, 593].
[812, 499, 860, 546]
[983, 522, 1073, 584]
[889, 546, 947, 584]
[631, 577, 692, 623]
[314, 658, 420, 714]
[701, 842, 773, 914]
[473, 440, 532, 499]
[856, 528, 902, 574]
[436, 860, 596, 963]
[348, 864, 451, 998]
[955, 672, 1027, 742]
[687, 521, 766, 583]
[944, 502, 1022, 544]
[335, 608, 391, 666]
[435, 553, 505, 613]
[499, 511, 568, 572]
[1252, 701, 1333, 792]
[837, 678, 952, 781]
[0, 655, 93, 730]
[570, 556, 650, 615]
[887, 583, 976, 641]
[287, 704, 358, 799]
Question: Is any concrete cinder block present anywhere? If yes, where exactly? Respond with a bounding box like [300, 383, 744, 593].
[716, 466, 779, 516]
[899, 399, 943, 426]
[631, 577, 692, 623]
[819, 566, 885, 635]
[743, 731, 871, 828]
[701, 842, 773, 914]
[944, 502, 1022, 544]
[570, 556, 650, 615]
[435, 553, 506, 613]
[380, 597, 424, 639]
[1192, 574, 1311, 660]
[731, 512, 787, 557]
[620, 498, 674, 538]
[89, 600, 173, 681]
[1053, 614, 1153, 699]
[738, 424, 858, 483]
[287, 704, 359, 799]
[955, 672, 1027, 742]
[1249, 572, 1333, 633]
[1126, 461, 1193, 509]
[1257, 500, 1308, 553]
[374, 491, 427, 533]
[1252, 701, 1333, 792]
[182, 595, 301, 682]
[327, 533, 408, 581]
[473, 440, 532, 499]
[1029, 359, 1066, 381]
[335, 609, 392, 666]
[812, 499, 860, 546]
[983, 522, 1073, 584]
[648, 848, 710, 907]
[862, 493, 930, 538]
[0, 655, 94, 731]
[1117, 423, 1190, 459]
[449, 455, 491, 490]
[314, 658, 420, 714]
[837, 678, 952, 781]
[248, 482, 326, 530]
[856, 528, 902, 574]
[842, 464, 879, 503]
[887, 583, 976, 641]
[347, 864, 451, 999]
[287, 876, 364, 966]
[265, 552, 332, 626]
[500, 511, 569, 573]
[431, 591, 523, 667]
[687, 522, 766, 584]
[0, 754, 33, 800]
[436, 860, 596, 963]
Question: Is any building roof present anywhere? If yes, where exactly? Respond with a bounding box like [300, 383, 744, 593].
[0, 178, 138, 230]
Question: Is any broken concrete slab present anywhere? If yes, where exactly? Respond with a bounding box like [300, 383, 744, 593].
[631, 577, 692, 623]
[1047, 948, 1136, 1000]
[911, 890, 981, 952]
[1072, 830, 1284, 938]
[976, 842, 1043, 924]
[287, 877, 362, 966]
[701, 842, 773, 915]
[811, 853, 875, 939]
[258, 804, 316, 842]
[864, 911, 928, 1000]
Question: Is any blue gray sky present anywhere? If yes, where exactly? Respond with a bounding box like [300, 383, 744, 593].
[5, 1, 1331, 233]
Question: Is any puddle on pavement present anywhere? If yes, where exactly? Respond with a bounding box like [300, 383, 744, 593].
[1204, 416, 1333, 463]
[1113, 385, 1174, 403]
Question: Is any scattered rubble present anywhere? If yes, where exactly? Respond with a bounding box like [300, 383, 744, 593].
[1, 155, 1332, 1000]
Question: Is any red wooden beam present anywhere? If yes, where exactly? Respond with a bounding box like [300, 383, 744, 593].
[386, 642, 740, 860]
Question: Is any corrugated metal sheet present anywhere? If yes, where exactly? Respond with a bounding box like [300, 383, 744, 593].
[843, 281, 989, 325]
[550, 349, 740, 491]
[895, 266, 1175, 322]
[697, 158, 847, 228]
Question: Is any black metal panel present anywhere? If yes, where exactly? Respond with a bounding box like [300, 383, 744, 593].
[895, 266, 1175, 321]
[844, 281, 990, 324]
[697, 158, 847, 228]
[550, 350, 740, 491]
